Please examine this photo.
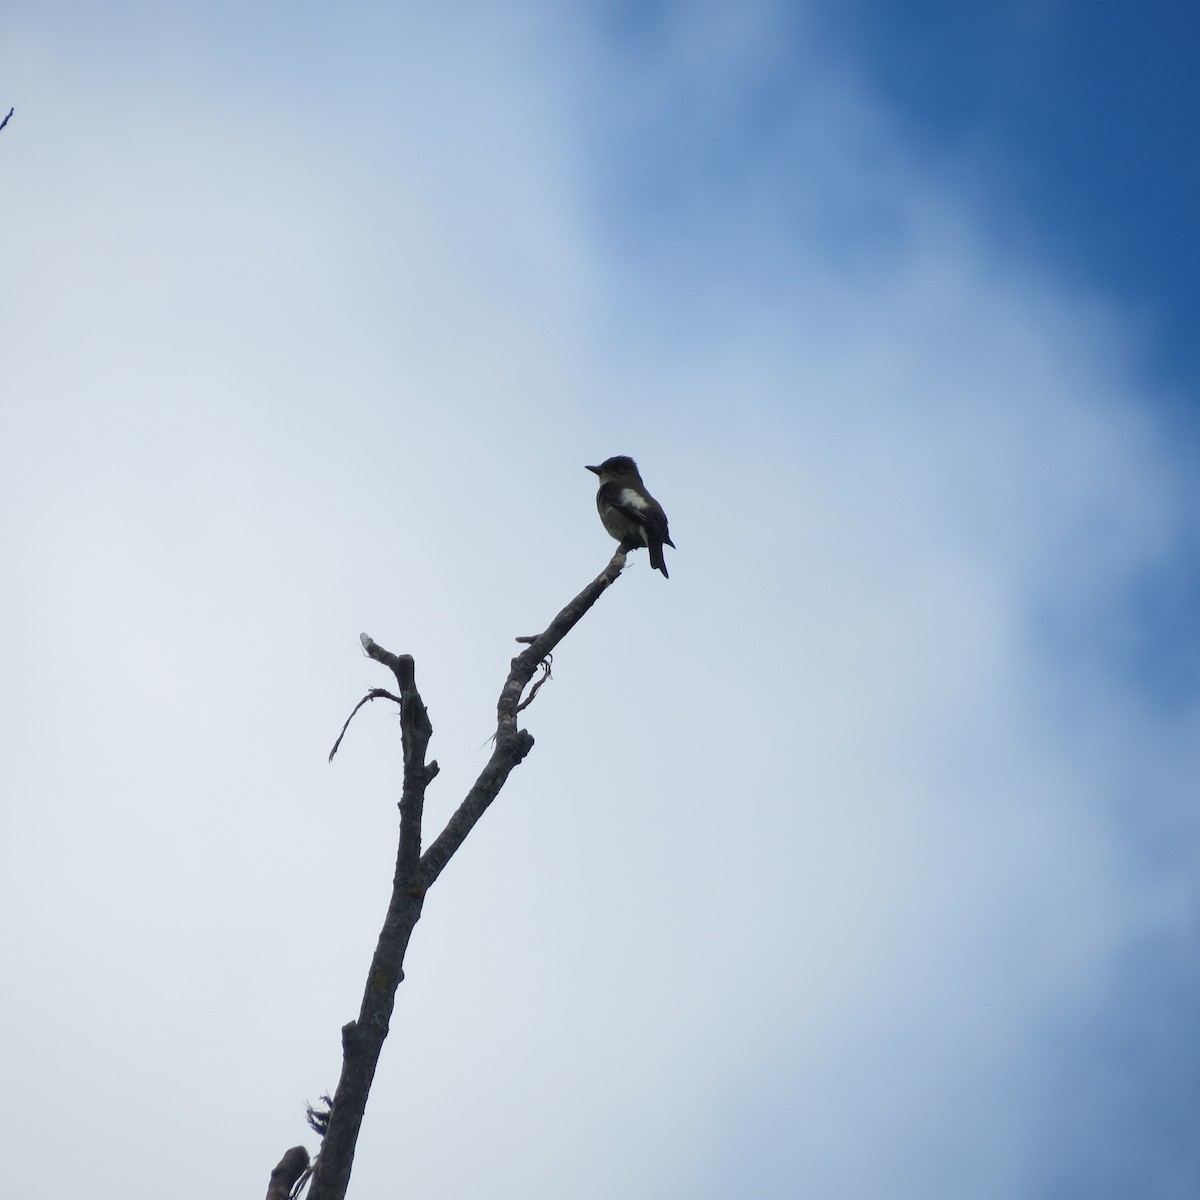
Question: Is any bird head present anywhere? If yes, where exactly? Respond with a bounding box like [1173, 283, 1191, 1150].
[586, 455, 640, 482]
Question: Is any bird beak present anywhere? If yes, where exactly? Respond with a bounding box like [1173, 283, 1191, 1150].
[585, 464, 601, 475]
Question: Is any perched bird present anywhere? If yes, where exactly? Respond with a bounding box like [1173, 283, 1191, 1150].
[586, 455, 675, 578]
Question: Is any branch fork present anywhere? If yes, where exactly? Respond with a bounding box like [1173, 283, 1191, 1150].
[276, 546, 628, 1200]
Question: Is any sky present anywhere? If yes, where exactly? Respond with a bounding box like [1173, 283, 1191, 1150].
[1, 2, 1197, 1198]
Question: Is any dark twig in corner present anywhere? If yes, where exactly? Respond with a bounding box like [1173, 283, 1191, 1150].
[286, 545, 629, 1200]
[0, 108, 12, 133]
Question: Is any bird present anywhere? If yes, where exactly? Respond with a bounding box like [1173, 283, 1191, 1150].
[586, 455, 675, 578]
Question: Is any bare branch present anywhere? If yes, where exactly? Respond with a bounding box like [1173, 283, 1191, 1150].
[299, 545, 628, 1200]
[0, 108, 12, 134]
[265, 1147, 310, 1200]
[328, 689, 403, 762]
[306, 640, 437, 1200]
[515, 654, 552, 714]
[417, 545, 627, 888]
[290, 1165, 314, 1200]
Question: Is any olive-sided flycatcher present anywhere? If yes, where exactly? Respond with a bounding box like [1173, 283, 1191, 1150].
[586, 455, 676, 578]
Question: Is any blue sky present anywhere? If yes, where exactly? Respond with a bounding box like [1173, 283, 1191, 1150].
[1, 3, 1197, 1198]
[819, 2, 1200, 396]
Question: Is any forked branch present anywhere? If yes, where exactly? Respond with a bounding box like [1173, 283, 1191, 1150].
[291, 545, 628, 1200]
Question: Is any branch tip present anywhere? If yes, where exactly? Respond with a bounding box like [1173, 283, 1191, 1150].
[265, 1146, 310, 1200]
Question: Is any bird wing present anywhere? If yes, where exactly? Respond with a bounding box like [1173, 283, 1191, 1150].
[601, 482, 674, 545]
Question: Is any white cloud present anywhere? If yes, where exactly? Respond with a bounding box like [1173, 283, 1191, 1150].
[1, 4, 1196, 1199]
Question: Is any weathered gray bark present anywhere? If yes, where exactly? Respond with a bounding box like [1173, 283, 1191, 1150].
[264, 1147, 309, 1200]
[274, 547, 629, 1200]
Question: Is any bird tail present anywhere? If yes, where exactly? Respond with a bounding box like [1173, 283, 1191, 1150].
[649, 540, 669, 578]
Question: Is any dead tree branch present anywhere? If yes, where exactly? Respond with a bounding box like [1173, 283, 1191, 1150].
[0, 108, 12, 134]
[328, 688, 404, 762]
[416, 546, 627, 889]
[289, 545, 628, 1200]
[265, 1147, 310, 1200]
[515, 653, 552, 714]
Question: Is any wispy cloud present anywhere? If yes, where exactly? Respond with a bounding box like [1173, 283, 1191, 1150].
[1, 3, 1196, 1198]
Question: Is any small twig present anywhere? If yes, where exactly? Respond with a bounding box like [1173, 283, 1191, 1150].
[515, 654, 552, 714]
[328, 689, 403, 762]
[0, 108, 12, 134]
[306, 1094, 334, 1136]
